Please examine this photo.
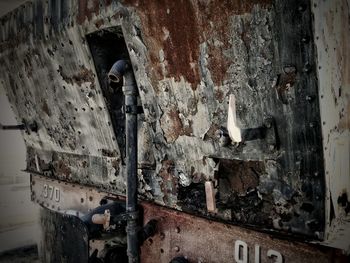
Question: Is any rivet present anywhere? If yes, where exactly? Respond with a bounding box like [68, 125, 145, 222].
[174, 246, 180, 252]
[305, 95, 314, 102]
[298, 4, 306, 12]
[303, 63, 312, 73]
[160, 232, 165, 240]
[175, 227, 180, 233]
[301, 35, 310, 43]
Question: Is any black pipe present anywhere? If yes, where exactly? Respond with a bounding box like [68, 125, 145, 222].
[0, 123, 25, 130]
[108, 60, 139, 263]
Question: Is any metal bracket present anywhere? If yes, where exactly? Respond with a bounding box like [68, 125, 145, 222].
[217, 117, 278, 151]
[0, 120, 38, 134]
[123, 105, 144, 115]
[112, 210, 139, 222]
[241, 117, 278, 150]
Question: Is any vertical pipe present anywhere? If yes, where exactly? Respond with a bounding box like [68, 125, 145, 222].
[108, 60, 139, 263]
[123, 73, 139, 263]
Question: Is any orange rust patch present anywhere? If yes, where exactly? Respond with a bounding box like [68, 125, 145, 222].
[160, 108, 192, 143]
[159, 160, 178, 206]
[59, 65, 95, 86]
[77, 0, 112, 24]
[160, 108, 183, 143]
[219, 159, 264, 195]
[56, 160, 71, 178]
[94, 19, 104, 28]
[124, 0, 200, 89]
[214, 88, 225, 103]
[124, 0, 272, 88]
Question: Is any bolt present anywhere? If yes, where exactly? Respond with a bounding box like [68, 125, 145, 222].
[160, 232, 165, 240]
[298, 4, 306, 12]
[306, 95, 314, 102]
[301, 35, 310, 43]
[303, 63, 312, 73]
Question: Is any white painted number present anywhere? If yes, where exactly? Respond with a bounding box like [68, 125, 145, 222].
[54, 187, 60, 202]
[234, 240, 283, 263]
[43, 184, 60, 202]
[267, 249, 283, 263]
[235, 240, 248, 263]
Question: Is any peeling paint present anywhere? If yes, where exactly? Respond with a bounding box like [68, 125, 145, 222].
[0, 0, 332, 243]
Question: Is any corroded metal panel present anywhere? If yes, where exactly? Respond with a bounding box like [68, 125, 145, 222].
[312, 0, 350, 251]
[0, 0, 328, 241]
[141, 202, 335, 263]
[123, 0, 325, 238]
[31, 174, 337, 262]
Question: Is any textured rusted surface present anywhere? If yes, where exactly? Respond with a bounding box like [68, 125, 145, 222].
[30, 175, 340, 262]
[31, 174, 121, 214]
[123, 0, 272, 88]
[141, 202, 334, 263]
[0, 0, 329, 242]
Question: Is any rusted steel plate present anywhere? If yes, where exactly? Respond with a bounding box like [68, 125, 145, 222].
[141, 202, 334, 263]
[31, 174, 335, 262]
[30, 174, 121, 215]
[0, 0, 327, 240]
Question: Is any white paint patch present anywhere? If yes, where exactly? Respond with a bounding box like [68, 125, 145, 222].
[227, 94, 242, 143]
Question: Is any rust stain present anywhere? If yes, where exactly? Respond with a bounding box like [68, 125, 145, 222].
[158, 160, 178, 206]
[58, 65, 95, 86]
[124, 0, 271, 88]
[77, 0, 112, 24]
[111, 159, 119, 170]
[160, 108, 192, 143]
[101, 149, 118, 157]
[56, 160, 71, 178]
[219, 159, 264, 195]
[214, 88, 225, 102]
[94, 19, 104, 28]
[124, 0, 200, 89]
[141, 202, 335, 263]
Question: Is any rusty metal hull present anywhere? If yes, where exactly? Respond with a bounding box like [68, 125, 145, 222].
[0, 0, 327, 239]
[141, 203, 335, 263]
[31, 174, 336, 262]
[0, 0, 349, 255]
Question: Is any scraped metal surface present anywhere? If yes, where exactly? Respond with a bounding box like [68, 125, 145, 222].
[141, 202, 335, 263]
[0, 0, 328, 241]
